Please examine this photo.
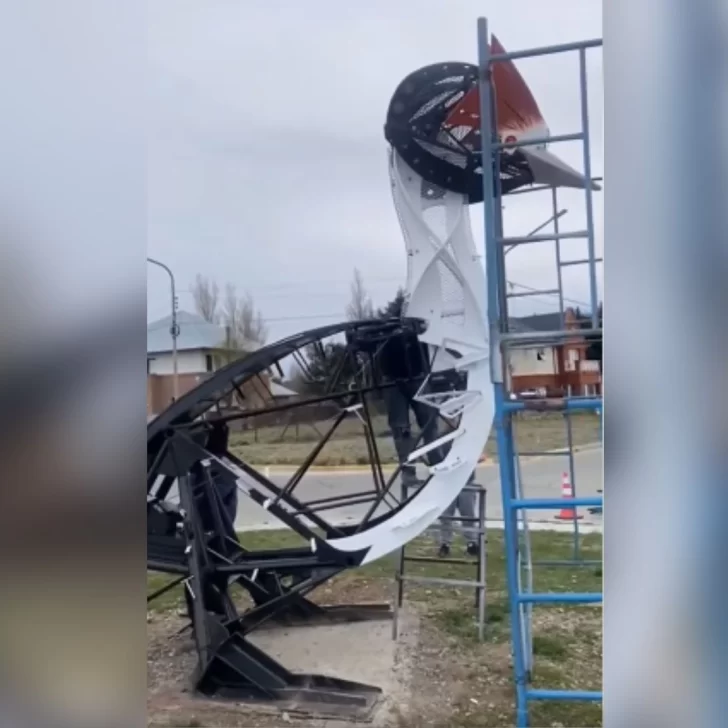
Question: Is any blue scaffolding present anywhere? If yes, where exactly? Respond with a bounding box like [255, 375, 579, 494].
[476, 17, 603, 727]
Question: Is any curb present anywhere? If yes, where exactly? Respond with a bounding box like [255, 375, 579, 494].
[251, 442, 601, 475]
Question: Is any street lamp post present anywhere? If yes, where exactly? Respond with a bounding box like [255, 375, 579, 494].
[147, 257, 179, 401]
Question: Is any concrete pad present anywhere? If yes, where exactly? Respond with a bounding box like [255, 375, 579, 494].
[240, 610, 417, 726]
[148, 608, 419, 727]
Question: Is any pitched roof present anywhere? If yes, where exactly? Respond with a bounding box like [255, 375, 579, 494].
[147, 311, 226, 354]
[510, 312, 566, 332]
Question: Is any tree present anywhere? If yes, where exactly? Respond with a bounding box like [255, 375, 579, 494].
[191, 275, 268, 365]
[345, 268, 374, 321]
[377, 287, 407, 319]
[221, 283, 268, 350]
[191, 274, 219, 323]
[292, 341, 357, 395]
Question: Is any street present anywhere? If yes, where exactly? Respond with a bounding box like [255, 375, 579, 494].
[231, 446, 603, 532]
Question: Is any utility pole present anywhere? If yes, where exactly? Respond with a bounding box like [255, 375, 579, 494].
[147, 257, 179, 401]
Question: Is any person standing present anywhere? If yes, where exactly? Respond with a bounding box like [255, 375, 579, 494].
[376, 316, 483, 558]
[437, 481, 481, 557]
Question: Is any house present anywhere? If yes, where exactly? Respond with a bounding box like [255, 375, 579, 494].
[507, 309, 601, 397]
[146, 311, 294, 418]
[147, 311, 225, 416]
[147, 311, 227, 376]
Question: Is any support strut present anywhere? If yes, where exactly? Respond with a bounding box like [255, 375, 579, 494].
[148, 431, 384, 719]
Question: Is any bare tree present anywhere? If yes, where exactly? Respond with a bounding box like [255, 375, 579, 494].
[346, 268, 374, 321]
[190, 275, 268, 369]
[221, 282, 268, 352]
[191, 274, 219, 323]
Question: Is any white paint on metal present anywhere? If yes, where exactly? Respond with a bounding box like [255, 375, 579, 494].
[325, 151, 494, 564]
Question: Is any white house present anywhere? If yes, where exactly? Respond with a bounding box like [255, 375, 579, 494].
[146, 311, 289, 417]
[147, 311, 228, 375]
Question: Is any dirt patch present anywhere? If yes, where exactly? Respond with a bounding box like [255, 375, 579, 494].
[147, 599, 524, 728]
[147, 606, 517, 728]
[148, 532, 603, 727]
[395, 610, 514, 728]
[310, 573, 395, 607]
[148, 606, 418, 728]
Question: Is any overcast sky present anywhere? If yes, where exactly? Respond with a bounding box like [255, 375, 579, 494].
[147, 0, 603, 341]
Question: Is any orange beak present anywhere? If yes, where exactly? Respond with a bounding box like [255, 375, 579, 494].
[443, 35, 600, 191]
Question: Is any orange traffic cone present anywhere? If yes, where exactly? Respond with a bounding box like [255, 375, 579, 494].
[555, 472, 583, 521]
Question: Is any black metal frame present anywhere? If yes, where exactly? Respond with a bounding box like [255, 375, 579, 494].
[384, 61, 535, 203]
[147, 317, 462, 717]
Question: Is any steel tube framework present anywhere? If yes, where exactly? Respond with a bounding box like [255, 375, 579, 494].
[392, 485, 487, 642]
[477, 17, 603, 727]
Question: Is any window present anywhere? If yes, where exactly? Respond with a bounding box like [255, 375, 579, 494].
[147, 357, 155, 374]
[536, 349, 545, 361]
[205, 354, 214, 372]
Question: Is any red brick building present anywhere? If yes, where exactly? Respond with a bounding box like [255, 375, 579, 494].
[507, 310, 602, 397]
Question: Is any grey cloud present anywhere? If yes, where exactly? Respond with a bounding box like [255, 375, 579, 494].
[148, 0, 603, 341]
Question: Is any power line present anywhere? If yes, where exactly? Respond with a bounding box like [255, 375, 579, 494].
[172, 278, 590, 307]
[507, 280, 592, 309]
[171, 275, 404, 296]
[174, 285, 399, 301]
[259, 312, 343, 323]
[256, 283, 589, 325]
[151, 277, 596, 325]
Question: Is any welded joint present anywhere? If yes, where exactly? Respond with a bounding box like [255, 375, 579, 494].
[430, 456, 470, 474]
[184, 577, 195, 600]
[415, 390, 482, 418]
[407, 426, 464, 462]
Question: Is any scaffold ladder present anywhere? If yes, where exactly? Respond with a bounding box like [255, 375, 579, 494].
[476, 18, 603, 727]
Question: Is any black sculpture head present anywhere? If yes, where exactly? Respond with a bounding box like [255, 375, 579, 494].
[384, 36, 598, 202]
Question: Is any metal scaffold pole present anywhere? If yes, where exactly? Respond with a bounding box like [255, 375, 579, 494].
[392, 484, 488, 642]
[476, 17, 604, 728]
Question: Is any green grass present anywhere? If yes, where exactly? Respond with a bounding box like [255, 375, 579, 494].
[148, 528, 603, 727]
[147, 574, 187, 614]
[228, 410, 602, 466]
[148, 529, 603, 612]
